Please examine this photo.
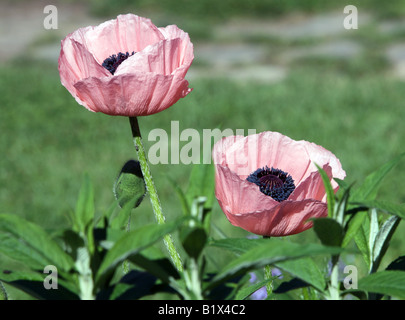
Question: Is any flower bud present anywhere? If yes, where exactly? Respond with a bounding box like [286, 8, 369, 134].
[113, 160, 146, 208]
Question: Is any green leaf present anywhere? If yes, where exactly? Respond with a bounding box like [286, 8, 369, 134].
[110, 197, 137, 230]
[113, 160, 146, 209]
[351, 153, 405, 202]
[0, 214, 74, 272]
[208, 238, 268, 255]
[315, 165, 336, 218]
[354, 214, 371, 270]
[235, 278, 272, 300]
[96, 218, 184, 285]
[371, 215, 400, 273]
[209, 238, 326, 293]
[386, 256, 405, 272]
[368, 208, 379, 264]
[128, 254, 179, 284]
[180, 226, 207, 259]
[336, 185, 351, 226]
[104, 270, 158, 300]
[0, 270, 79, 300]
[342, 211, 367, 248]
[75, 174, 95, 234]
[358, 271, 405, 299]
[167, 175, 190, 216]
[208, 238, 342, 291]
[334, 178, 350, 191]
[312, 218, 344, 247]
[185, 163, 215, 210]
[353, 200, 405, 220]
[276, 258, 326, 292]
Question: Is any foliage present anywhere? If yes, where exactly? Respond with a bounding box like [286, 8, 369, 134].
[1, 156, 404, 300]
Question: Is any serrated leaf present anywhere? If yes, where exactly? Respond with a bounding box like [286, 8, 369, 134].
[358, 271, 405, 299]
[0, 214, 74, 273]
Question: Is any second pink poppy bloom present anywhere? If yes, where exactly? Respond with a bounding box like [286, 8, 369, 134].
[58, 14, 194, 116]
[213, 131, 346, 237]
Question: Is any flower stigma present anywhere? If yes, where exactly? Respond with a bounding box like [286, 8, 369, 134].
[102, 51, 135, 75]
[247, 166, 295, 202]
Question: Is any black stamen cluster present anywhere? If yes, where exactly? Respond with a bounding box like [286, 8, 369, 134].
[247, 166, 295, 202]
[102, 51, 135, 75]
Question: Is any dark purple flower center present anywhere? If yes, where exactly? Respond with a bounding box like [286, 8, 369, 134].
[102, 51, 135, 75]
[246, 166, 295, 202]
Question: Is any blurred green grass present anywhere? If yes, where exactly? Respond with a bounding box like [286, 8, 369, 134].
[1, 60, 404, 229]
[85, 0, 405, 41]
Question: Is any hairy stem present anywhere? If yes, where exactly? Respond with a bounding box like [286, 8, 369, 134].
[128, 117, 183, 272]
[263, 236, 273, 297]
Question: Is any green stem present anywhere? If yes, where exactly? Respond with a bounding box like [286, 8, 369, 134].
[327, 255, 341, 300]
[263, 236, 273, 297]
[0, 281, 8, 300]
[122, 216, 131, 275]
[264, 264, 273, 297]
[129, 117, 183, 272]
[183, 258, 204, 300]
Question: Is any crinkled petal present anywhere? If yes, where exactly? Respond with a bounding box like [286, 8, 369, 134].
[218, 197, 328, 237]
[58, 38, 110, 111]
[212, 131, 345, 237]
[158, 25, 194, 78]
[301, 141, 346, 188]
[73, 72, 192, 116]
[213, 132, 312, 182]
[115, 37, 193, 78]
[215, 164, 279, 214]
[289, 164, 333, 202]
[77, 14, 165, 64]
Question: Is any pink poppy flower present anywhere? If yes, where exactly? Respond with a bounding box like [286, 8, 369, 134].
[58, 14, 194, 116]
[213, 131, 346, 237]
